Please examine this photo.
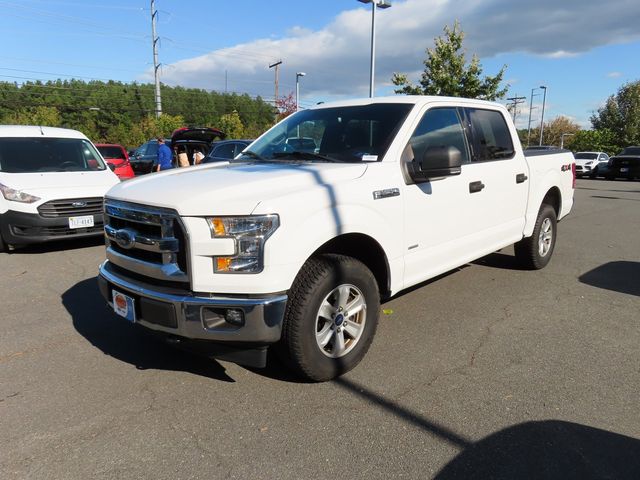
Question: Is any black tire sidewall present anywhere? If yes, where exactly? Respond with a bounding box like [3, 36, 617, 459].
[283, 255, 380, 381]
[531, 204, 557, 269]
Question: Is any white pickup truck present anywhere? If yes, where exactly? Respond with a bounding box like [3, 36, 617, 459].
[98, 96, 575, 381]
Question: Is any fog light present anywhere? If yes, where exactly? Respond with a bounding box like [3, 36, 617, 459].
[202, 309, 226, 330]
[225, 309, 245, 327]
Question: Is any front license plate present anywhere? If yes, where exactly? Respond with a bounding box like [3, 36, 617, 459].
[68, 215, 94, 229]
[112, 290, 136, 323]
[620, 167, 629, 173]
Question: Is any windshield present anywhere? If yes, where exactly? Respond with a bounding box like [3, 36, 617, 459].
[621, 147, 640, 155]
[0, 137, 106, 173]
[97, 145, 125, 159]
[574, 153, 598, 160]
[242, 103, 413, 163]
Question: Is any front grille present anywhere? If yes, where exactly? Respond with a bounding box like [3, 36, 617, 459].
[103, 200, 189, 284]
[38, 197, 103, 218]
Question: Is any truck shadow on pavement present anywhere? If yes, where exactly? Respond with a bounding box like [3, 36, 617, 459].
[62, 278, 235, 382]
[334, 377, 640, 479]
[579, 261, 640, 297]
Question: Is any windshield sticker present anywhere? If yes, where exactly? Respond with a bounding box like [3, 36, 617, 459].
[362, 155, 378, 162]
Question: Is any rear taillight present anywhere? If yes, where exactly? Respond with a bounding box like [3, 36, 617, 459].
[571, 162, 576, 188]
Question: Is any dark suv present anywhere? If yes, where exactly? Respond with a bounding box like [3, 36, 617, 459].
[129, 138, 171, 175]
[607, 146, 640, 180]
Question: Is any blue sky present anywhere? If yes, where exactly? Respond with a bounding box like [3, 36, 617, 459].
[1, 0, 639, 128]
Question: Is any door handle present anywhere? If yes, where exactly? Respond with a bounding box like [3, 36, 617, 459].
[516, 173, 528, 183]
[469, 181, 485, 193]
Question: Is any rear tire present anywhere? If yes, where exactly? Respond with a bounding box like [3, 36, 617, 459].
[0, 233, 5, 253]
[278, 254, 380, 382]
[514, 204, 557, 270]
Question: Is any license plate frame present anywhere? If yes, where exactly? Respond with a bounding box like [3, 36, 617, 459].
[112, 290, 136, 323]
[68, 215, 95, 229]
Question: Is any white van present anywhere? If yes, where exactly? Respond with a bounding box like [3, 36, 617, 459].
[0, 126, 119, 251]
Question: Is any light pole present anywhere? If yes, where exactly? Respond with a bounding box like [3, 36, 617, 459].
[358, 0, 392, 98]
[560, 133, 574, 149]
[295, 72, 306, 112]
[526, 87, 540, 147]
[539, 85, 548, 146]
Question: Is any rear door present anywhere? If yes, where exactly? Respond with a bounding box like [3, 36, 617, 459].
[461, 107, 529, 249]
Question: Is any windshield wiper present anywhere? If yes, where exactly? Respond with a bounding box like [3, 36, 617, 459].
[272, 151, 342, 162]
[236, 150, 266, 161]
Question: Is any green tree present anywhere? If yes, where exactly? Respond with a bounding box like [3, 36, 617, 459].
[567, 129, 618, 156]
[591, 80, 640, 148]
[9, 106, 61, 126]
[527, 116, 581, 148]
[392, 21, 508, 100]
[218, 110, 245, 139]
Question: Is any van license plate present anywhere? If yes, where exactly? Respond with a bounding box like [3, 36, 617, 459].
[68, 215, 94, 229]
[112, 290, 136, 323]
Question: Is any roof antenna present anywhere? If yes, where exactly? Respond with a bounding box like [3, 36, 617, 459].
[39, 125, 45, 136]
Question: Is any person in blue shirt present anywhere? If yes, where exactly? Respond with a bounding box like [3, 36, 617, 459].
[155, 138, 173, 172]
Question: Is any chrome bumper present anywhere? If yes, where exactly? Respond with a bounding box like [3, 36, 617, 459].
[98, 261, 287, 344]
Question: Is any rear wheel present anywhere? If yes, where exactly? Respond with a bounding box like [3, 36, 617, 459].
[514, 204, 557, 270]
[278, 254, 380, 382]
[0, 233, 5, 253]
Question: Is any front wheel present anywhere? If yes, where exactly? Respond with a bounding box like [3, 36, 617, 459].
[278, 254, 380, 382]
[514, 204, 557, 270]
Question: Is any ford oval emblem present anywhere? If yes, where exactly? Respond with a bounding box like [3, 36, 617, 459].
[114, 229, 136, 249]
[72, 201, 88, 208]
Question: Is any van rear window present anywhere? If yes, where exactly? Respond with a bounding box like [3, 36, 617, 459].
[0, 137, 106, 173]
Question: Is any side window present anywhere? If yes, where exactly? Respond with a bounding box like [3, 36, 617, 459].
[599, 153, 609, 161]
[408, 107, 470, 165]
[212, 143, 236, 159]
[466, 108, 514, 161]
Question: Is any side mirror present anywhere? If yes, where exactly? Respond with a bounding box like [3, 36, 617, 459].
[420, 146, 463, 177]
[406, 145, 462, 183]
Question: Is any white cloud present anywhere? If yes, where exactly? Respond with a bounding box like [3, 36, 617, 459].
[607, 71, 622, 78]
[150, 0, 640, 102]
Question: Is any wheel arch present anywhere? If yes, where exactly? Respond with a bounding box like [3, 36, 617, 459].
[312, 233, 391, 298]
[542, 186, 562, 217]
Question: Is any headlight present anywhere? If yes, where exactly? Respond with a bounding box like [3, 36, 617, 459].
[585, 161, 594, 165]
[0, 182, 41, 203]
[206, 215, 279, 273]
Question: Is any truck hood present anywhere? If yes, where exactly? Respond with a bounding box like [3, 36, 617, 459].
[106, 161, 368, 215]
[0, 171, 119, 197]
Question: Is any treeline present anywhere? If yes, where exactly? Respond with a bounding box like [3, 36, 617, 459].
[0, 80, 276, 148]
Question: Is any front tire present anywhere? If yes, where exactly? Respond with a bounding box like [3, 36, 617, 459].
[278, 254, 380, 382]
[514, 204, 557, 270]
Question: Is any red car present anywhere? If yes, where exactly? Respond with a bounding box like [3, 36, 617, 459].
[95, 143, 135, 180]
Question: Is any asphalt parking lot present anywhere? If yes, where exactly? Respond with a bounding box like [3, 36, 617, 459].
[1, 178, 639, 479]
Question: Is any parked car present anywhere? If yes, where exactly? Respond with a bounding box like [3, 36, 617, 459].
[171, 127, 225, 166]
[202, 139, 252, 163]
[0, 125, 119, 251]
[606, 146, 640, 180]
[98, 96, 576, 381]
[574, 151, 610, 178]
[130, 138, 171, 175]
[95, 143, 135, 180]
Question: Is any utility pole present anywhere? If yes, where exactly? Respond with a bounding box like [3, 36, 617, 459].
[269, 60, 282, 117]
[150, 0, 162, 118]
[506, 95, 526, 123]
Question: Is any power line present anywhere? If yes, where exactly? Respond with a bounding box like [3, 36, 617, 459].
[506, 95, 526, 123]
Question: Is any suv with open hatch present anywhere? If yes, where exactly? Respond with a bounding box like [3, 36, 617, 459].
[0, 125, 119, 251]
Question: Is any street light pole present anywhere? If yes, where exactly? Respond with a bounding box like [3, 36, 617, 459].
[295, 72, 306, 112]
[539, 85, 548, 146]
[358, 0, 391, 98]
[560, 133, 574, 149]
[526, 87, 539, 147]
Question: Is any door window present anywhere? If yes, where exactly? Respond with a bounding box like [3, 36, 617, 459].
[408, 107, 470, 166]
[212, 143, 236, 159]
[466, 108, 514, 161]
